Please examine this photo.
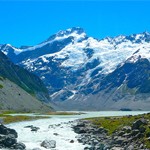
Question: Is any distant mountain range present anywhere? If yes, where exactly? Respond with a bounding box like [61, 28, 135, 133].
[1, 27, 150, 110]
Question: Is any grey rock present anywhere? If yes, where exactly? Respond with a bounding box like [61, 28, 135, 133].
[0, 124, 18, 138]
[53, 133, 59, 136]
[31, 127, 40, 132]
[12, 142, 26, 150]
[132, 133, 144, 140]
[114, 137, 126, 145]
[111, 147, 124, 150]
[95, 143, 105, 150]
[139, 126, 146, 133]
[84, 147, 91, 150]
[41, 140, 56, 149]
[24, 125, 33, 128]
[122, 126, 131, 133]
[0, 134, 17, 147]
[32, 148, 41, 150]
[126, 145, 134, 150]
[132, 118, 148, 130]
[131, 129, 139, 136]
[122, 133, 131, 138]
[70, 140, 74, 143]
[118, 131, 125, 136]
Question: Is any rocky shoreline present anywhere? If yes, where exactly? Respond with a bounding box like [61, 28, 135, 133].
[72, 118, 150, 150]
[1, 114, 150, 150]
[0, 123, 59, 150]
[0, 124, 26, 149]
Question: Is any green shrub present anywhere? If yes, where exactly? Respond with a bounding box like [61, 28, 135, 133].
[0, 76, 4, 81]
[0, 84, 3, 89]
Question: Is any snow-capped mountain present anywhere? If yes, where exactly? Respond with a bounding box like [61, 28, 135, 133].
[1, 27, 150, 110]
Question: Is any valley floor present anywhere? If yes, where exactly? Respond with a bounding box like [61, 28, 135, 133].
[0, 111, 150, 150]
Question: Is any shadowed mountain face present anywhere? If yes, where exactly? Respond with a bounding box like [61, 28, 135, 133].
[0, 51, 49, 102]
[0, 77, 52, 112]
[1, 27, 150, 110]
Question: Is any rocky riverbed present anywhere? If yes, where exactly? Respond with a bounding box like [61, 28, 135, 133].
[2, 111, 150, 150]
[0, 121, 79, 150]
[72, 116, 150, 150]
[0, 124, 26, 149]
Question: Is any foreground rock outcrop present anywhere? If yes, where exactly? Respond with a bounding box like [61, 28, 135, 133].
[72, 116, 150, 150]
[0, 124, 26, 149]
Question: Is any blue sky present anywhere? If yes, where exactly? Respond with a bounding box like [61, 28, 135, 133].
[0, 1, 150, 47]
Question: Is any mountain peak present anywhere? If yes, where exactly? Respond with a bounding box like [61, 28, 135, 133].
[56, 27, 85, 37]
[46, 27, 86, 43]
[142, 31, 150, 35]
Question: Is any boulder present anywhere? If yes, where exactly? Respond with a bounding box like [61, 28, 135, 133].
[133, 133, 144, 140]
[70, 140, 74, 143]
[84, 147, 91, 150]
[139, 126, 146, 133]
[131, 129, 139, 136]
[53, 133, 59, 136]
[122, 133, 132, 138]
[41, 140, 56, 149]
[126, 145, 134, 150]
[0, 124, 18, 138]
[95, 143, 105, 150]
[24, 125, 40, 132]
[31, 127, 40, 132]
[74, 127, 87, 134]
[0, 134, 17, 147]
[76, 122, 86, 128]
[122, 126, 132, 133]
[24, 125, 33, 128]
[114, 137, 127, 145]
[0, 125, 26, 149]
[118, 131, 125, 136]
[12, 142, 26, 150]
[132, 118, 148, 130]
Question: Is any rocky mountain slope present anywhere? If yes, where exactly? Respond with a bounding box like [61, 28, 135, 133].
[0, 77, 51, 112]
[0, 51, 49, 102]
[1, 27, 150, 110]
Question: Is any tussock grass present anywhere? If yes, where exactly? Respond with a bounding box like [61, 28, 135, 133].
[42, 111, 83, 115]
[0, 84, 3, 89]
[0, 111, 49, 124]
[0, 76, 4, 81]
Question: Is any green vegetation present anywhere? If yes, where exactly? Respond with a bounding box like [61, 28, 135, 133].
[43, 111, 83, 115]
[87, 116, 135, 135]
[86, 113, 150, 148]
[0, 111, 81, 125]
[0, 111, 83, 124]
[0, 111, 49, 124]
[0, 84, 3, 89]
[0, 110, 20, 114]
[0, 76, 4, 81]
[145, 127, 150, 148]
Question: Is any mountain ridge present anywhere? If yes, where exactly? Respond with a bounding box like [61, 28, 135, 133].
[1, 27, 150, 110]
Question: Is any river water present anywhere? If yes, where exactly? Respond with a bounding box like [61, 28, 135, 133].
[6, 111, 149, 150]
